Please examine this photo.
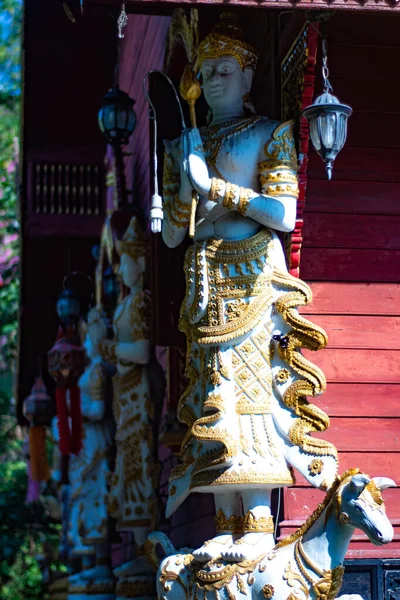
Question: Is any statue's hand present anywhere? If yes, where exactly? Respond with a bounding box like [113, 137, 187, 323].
[179, 134, 193, 200]
[184, 128, 212, 197]
[87, 307, 108, 350]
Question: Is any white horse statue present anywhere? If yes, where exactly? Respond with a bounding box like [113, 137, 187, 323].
[147, 470, 395, 600]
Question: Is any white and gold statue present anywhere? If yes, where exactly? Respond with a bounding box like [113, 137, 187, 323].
[67, 322, 115, 598]
[89, 216, 157, 593]
[161, 13, 338, 563]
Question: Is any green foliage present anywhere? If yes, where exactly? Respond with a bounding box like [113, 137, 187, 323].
[0, 0, 20, 366]
[0, 1, 60, 598]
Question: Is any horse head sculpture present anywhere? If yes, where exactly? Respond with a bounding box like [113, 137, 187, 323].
[334, 472, 394, 546]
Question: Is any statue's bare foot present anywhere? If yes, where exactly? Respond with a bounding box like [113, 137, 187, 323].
[193, 534, 233, 563]
[221, 533, 275, 562]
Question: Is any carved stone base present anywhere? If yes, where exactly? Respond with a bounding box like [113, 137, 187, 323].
[114, 555, 156, 600]
[68, 579, 115, 600]
[116, 576, 157, 600]
[341, 558, 400, 599]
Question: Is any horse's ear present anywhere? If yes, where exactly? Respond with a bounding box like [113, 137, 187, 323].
[349, 473, 370, 495]
[372, 477, 396, 491]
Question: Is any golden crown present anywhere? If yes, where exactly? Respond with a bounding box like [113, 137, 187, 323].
[196, 13, 258, 73]
[116, 216, 149, 260]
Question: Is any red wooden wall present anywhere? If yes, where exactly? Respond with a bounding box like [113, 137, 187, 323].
[281, 12, 400, 559]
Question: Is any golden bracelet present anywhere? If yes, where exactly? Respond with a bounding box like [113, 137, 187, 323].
[222, 182, 240, 210]
[237, 187, 253, 216]
[209, 177, 226, 202]
[99, 340, 117, 365]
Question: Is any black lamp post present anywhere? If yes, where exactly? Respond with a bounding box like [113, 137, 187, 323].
[98, 86, 137, 206]
[303, 37, 352, 180]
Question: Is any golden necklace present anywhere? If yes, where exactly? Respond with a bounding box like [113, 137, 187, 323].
[201, 116, 262, 180]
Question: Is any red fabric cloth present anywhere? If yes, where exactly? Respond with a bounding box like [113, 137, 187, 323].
[56, 386, 82, 456]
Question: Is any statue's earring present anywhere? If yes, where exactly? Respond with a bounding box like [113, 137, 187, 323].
[242, 93, 256, 115]
[339, 512, 349, 525]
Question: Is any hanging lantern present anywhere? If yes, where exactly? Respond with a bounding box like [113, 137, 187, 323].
[303, 37, 352, 180]
[48, 327, 85, 461]
[98, 87, 137, 146]
[56, 289, 81, 328]
[23, 378, 55, 482]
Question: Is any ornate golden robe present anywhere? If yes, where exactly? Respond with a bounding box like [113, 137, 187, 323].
[163, 118, 339, 516]
[100, 290, 157, 532]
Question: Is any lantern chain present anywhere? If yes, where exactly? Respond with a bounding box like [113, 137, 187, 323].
[321, 37, 333, 93]
[117, 3, 128, 39]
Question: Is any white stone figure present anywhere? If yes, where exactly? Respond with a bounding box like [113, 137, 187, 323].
[149, 471, 395, 600]
[51, 414, 97, 582]
[67, 324, 115, 599]
[161, 13, 338, 563]
[89, 216, 157, 596]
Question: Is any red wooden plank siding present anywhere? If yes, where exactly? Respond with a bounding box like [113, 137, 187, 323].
[318, 384, 400, 416]
[317, 418, 400, 451]
[301, 249, 400, 282]
[305, 180, 400, 215]
[300, 283, 400, 315]
[303, 349, 400, 383]
[308, 147, 400, 182]
[303, 214, 400, 250]
[303, 316, 400, 349]
[294, 12, 400, 558]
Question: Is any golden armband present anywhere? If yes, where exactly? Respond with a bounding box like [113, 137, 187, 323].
[258, 120, 299, 199]
[259, 168, 299, 198]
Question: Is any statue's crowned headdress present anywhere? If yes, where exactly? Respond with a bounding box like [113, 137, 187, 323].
[196, 13, 258, 73]
[116, 216, 148, 261]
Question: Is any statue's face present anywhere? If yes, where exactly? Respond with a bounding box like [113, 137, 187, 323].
[119, 252, 144, 288]
[200, 56, 251, 112]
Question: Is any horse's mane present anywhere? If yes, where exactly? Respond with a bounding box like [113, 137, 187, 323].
[276, 468, 360, 548]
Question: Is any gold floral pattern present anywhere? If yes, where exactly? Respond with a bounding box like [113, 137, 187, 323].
[262, 584, 275, 598]
[308, 459, 324, 476]
[276, 368, 290, 384]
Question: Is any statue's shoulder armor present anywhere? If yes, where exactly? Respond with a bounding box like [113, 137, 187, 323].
[250, 117, 282, 162]
[262, 119, 297, 168]
[253, 117, 294, 140]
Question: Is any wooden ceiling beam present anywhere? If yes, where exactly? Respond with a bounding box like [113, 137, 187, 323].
[88, 0, 400, 14]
